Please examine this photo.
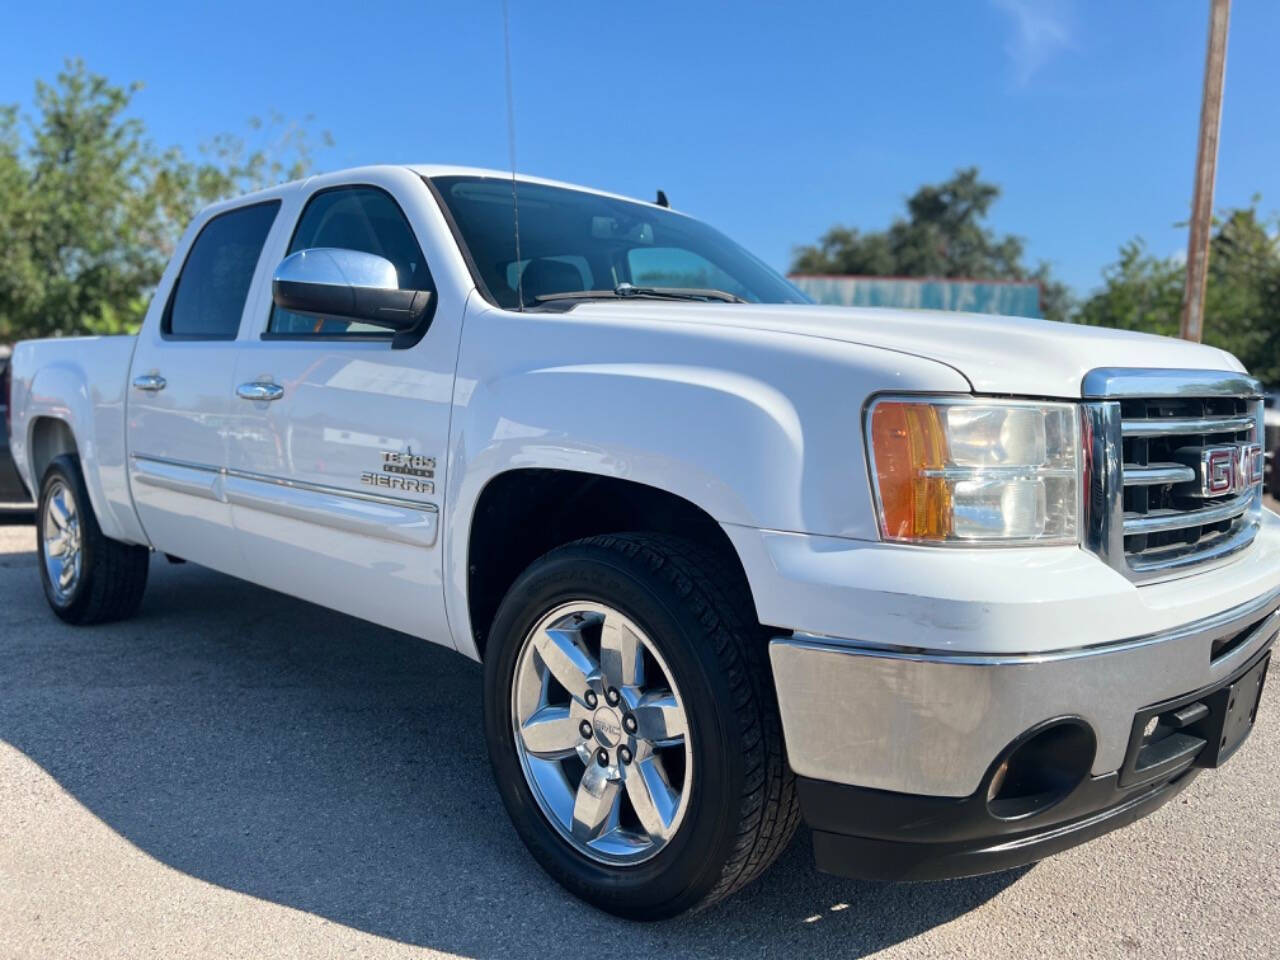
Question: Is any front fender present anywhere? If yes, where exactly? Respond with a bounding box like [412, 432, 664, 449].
[442, 305, 969, 654]
[459, 361, 806, 527]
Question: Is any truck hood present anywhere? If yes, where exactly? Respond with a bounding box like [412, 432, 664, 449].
[559, 302, 1243, 398]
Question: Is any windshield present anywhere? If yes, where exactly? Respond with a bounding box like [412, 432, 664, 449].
[430, 175, 809, 309]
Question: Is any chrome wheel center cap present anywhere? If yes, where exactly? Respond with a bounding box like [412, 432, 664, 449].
[592, 707, 624, 747]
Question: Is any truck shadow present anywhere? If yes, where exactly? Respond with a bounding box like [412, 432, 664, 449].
[0, 549, 1024, 958]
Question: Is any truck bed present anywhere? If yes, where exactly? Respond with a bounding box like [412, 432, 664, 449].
[9, 335, 144, 541]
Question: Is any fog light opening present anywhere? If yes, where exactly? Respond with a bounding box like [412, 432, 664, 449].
[985, 718, 1096, 821]
[986, 758, 1010, 804]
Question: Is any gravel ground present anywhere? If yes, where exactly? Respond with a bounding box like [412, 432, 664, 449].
[1, 509, 1277, 960]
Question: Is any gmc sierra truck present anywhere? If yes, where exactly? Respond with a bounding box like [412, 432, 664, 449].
[8, 166, 1277, 920]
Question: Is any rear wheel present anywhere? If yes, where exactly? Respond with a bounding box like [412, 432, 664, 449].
[37, 454, 149, 625]
[483, 533, 799, 919]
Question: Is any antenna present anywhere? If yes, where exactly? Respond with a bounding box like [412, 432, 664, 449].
[501, 0, 524, 311]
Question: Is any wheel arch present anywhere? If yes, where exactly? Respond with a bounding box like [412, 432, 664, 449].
[28, 416, 79, 487]
[459, 468, 760, 662]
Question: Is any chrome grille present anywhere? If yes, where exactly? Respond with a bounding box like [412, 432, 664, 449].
[1083, 368, 1265, 583]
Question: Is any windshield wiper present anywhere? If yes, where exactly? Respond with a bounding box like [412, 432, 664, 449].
[533, 283, 746, 305]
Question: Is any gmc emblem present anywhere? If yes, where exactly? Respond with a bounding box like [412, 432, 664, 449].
[1201, 442, 1263, 497]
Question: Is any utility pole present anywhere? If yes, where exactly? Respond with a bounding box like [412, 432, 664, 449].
[1180, 0, 1231, 342]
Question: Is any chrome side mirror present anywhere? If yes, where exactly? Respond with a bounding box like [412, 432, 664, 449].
[271, 248, 433, 336]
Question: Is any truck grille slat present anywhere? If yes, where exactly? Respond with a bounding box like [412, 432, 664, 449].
[1122, 463, 1197, 486]
[1122, 491, 1253, 535]
[1121, 414, 1256, 437]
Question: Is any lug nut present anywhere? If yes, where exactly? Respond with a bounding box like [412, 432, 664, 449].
[623, 714, 637, 734]
[606, 687, 621, 706]
[584, 690, 598, 709]
[596, 748, 609, 767]
[618, 746, 633, 765]
[579, 720, 593, 739]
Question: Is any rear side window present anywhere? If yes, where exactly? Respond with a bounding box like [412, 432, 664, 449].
[165, 201, 280, 339]
[268, 186, 434, 337]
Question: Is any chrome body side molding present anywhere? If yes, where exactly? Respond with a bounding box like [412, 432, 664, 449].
[131, 454, 438, 547]
[131, 455, 223, 501]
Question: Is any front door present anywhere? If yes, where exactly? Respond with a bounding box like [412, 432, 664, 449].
[127, 200, 282, 574]
[226, 178, 459, 641]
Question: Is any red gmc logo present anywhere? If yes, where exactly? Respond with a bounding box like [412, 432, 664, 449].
[1201, 443, 1263, 496]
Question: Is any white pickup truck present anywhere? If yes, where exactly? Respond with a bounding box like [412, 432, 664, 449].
[8, 165, 1278, 919]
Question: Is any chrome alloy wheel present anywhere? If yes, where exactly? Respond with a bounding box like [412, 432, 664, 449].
[42, 479, 83, 604]
[511, 601, 694, 865]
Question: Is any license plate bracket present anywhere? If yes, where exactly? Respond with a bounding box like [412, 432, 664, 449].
[1198, 652, 1270, 768]
[1121, 650, 1270, 787]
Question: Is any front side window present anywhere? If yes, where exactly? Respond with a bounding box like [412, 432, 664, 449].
[269, 186, 434, 336]
[165, 201, 279, 339]
[430, 176, 808, 310]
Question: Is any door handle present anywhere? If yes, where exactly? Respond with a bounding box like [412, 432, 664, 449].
[236, 381, 285, 402]
[132, 374, 167, 392]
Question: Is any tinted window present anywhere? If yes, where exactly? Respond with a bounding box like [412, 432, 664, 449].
[431, 176, 807, 309]
[506, 255, 593, 293]
[269, 187, 434, 336]
[166, 202, 279, 339]
[628, 247, 748, 299]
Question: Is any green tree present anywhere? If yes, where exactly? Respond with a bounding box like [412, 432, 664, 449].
[1074, 240, 1184, 337]
[0, 60, 330, 341]
[1078, 205, 1280, 384]
[790, 167, 1072, 323]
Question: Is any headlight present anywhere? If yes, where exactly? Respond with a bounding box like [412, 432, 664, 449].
[866, 397, 1081, 545]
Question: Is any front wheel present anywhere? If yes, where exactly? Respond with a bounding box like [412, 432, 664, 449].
[37, 454, 150, 625]
[483, 534, 798, 919]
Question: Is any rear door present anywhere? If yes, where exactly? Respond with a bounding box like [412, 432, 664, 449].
[127, 200, 280, 572]
[226, 173, 461, 641]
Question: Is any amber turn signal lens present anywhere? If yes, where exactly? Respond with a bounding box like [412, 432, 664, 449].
[869, 401, 952, 540]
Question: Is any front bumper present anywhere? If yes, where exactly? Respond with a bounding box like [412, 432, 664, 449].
[769, 586, 1280, 798]
[796, 645, 1270, 881]
[730, 509, 1280, 879]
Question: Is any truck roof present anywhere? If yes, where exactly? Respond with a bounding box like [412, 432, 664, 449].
[197, 164, 670, 220]
[407, 165, 668, 209]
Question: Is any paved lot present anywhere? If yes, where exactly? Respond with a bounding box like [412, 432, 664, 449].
[1, 510, 1277, 960]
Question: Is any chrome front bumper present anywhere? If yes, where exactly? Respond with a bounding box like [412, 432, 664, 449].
[769, 586, 1280, 798]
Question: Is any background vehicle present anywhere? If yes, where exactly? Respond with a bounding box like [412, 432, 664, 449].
[0, 346, 33, 505]
[7, 166, 1278, 919]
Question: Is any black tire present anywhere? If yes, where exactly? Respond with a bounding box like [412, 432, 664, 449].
[37, 454, 150, 625]
[483, 533, 799, 919]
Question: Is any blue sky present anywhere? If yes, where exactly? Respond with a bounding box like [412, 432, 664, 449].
[4, 0, 1279, 297]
